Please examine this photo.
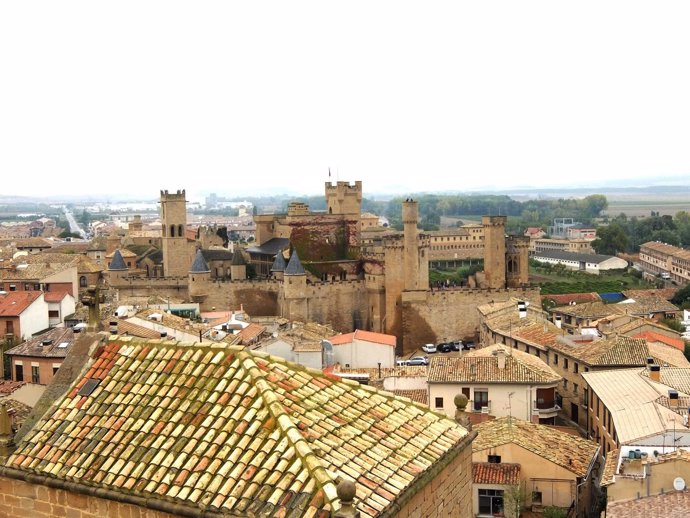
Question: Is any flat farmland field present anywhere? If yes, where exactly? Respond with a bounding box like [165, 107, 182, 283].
[603, 196, 690, 217]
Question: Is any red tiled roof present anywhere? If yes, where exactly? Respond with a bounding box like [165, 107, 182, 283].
[607, 490, 690, 517]
[0, 291, 42, 316]
[541, 292, 601, 305]
[237, 322, 265, 344]
[9, 337, 469, 517]
[634, 331, 684, 351]
[44, 291, 68, 303]
[0, 380, 25, 395]
[473, 463, 520, 485]
[330, 329, 396, 347]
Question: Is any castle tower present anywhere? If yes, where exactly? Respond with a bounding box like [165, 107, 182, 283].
[188, 249, 211, 302]
[283, 250, 308, 322]
[230, 249, 247, 280]
[106, 233, 121, 255]
[160, 190, 190, 277]
[482, 216, 507, 289]
[506, 236, 530, 288]
[271, 253, 286, 281]
[403, 200, 429, 291]
[325, 181, 363, 215]
[128, 215, 143, 233]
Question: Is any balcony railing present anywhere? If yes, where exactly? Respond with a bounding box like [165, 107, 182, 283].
[533, 400, 560, 413]
[469, 400, 492, 413]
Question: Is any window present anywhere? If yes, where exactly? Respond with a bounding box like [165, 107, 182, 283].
[53, 366, 59, 376]
[474, 390, 489, 411]
[564, 380, 568, 389]
[15, 364, 23, 382]
[31, 366, 40, 384]
[79, 276, 87, 287]
[6, 321, 13, 335]
[574, 383, 578, 395]
[532, 491, 542, 504]
[462, 387, 470, 399]
[478, 489, 504, 515]
[49, 310, 59, 318]
[9, 284, 16, 291]
[488, 455, 501, 463]
[434, 397, 443, 409]
[564, 358, 569, 370]
[574, 363, 579, 373]
[554, 354, 559, 366]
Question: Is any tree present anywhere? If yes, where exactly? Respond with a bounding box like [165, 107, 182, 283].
[671, 284, 690, 307]
[592, 223, 628, 255]
[504, 482, 529, 518]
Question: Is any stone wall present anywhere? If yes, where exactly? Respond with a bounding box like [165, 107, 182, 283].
[0, 476, 178, 518]
[401, 287, 541, 353]
[293, 280, 368, 333]
[200, 280, 282, 316]
[387, 433, 474, 518]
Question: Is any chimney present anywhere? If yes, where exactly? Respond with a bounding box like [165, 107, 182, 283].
[554, 315, 562, 329]
[650, 364, 660, 382]
[496, 348, 506, 369]
[517, 301, 527, 319]
[669, 390, 679, 407]
[646, 357, 655, 367]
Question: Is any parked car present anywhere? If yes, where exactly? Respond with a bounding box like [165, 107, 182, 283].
[396, 359, 409, 366]
[462, 341, 476, 350]
[438, 343, 453, 353]
[408, 356, 429, 366]
[422, 343, 437, 353]
[450, 341, 463, 351]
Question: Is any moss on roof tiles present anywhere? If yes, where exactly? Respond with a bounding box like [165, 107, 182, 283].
[8, 337, 468, 517]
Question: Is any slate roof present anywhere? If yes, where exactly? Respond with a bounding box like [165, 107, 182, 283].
[190, 249, 211, 273]
[246, 237, 290, 256]
[108, 250, 128, 271]
[428, 344, 561, 384]
[270, 253, 287, 272]
[473, 417, 599, 478]
[472, 462, 520, 485]
[8, 337, 470, 518]
[5, 327, 76, 358]
[231, 249, 247, 266]
[607, 489, 690, 517]
[201, 249, 234, 262]
[0, 291, 42, 317]
[285, 251, 305, 276]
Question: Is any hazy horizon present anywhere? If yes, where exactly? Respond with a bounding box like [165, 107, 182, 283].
[3, 2, 690, 199]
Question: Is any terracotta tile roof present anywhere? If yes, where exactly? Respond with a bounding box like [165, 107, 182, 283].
[606, 489, 690, 517]
[117, 319, 163, 339]
[5, 327, 76, 358]
[600, 448, 620, 487]
[133, 308, 211, 335]
[390, 390, 428, 405]
[623, 288, 678, 301]
[428, 344, 561, 384]
[552, 301, 621, 319]
[9, 337, 469, 517]
[618, 297, 679, 316]
[44, 291, 68, 303]
[20, 252, 80, 266]
[640, 367, 690, 395]
[472, 462, 520, 485]
[635, 331, 685, 351]
[237, 323, 265, 345]
[541, 292, 601, 306]
[473, 417, 599, 478]
[335, 366, 429, 379]
[1, 397, 33, 432]
[648, 342, 690, 368]
[0, 261, 75, 281]
[0, 291, 42, 316]
[330, 330, 396, 347]
[0, 380, 25, 395]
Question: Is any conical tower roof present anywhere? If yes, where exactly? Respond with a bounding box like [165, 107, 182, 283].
[190, 249, 211, 273]
[270, 252, 287, 272]
[108, 249, 128, 271]
[231, 249, 246, 266]
[284, 250, 305, 276]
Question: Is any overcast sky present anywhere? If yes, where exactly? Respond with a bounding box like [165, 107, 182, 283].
[2, 1, 690, 200]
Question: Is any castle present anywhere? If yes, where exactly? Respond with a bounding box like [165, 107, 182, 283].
[107, 182, 537, 354]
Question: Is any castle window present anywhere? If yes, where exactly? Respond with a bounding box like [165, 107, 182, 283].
[170, 225, 175, 237]
[179, 225, 183, 237]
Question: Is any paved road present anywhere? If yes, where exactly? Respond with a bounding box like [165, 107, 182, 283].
[63, 209, 87, 239]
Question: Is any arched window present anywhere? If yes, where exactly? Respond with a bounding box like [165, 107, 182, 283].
[79, 276, 87, 287]
[170, 225, 175, 237]
[178, 225, 183, 237]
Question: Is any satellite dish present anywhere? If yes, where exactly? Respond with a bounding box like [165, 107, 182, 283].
[673, 477, 686, 491]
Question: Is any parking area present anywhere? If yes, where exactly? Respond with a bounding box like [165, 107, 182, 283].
[398, 343, 476, 365]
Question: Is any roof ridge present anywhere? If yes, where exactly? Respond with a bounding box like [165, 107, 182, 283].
[237, 350, 341, 511]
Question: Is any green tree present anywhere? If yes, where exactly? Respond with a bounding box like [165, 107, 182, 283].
[592, 223, 628, 255]
[504, 482, 529, 518]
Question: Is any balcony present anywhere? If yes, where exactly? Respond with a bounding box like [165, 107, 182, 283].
[533, 399, 560, 418]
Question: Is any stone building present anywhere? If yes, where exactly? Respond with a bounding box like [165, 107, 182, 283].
[107, 181, 534, 355]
